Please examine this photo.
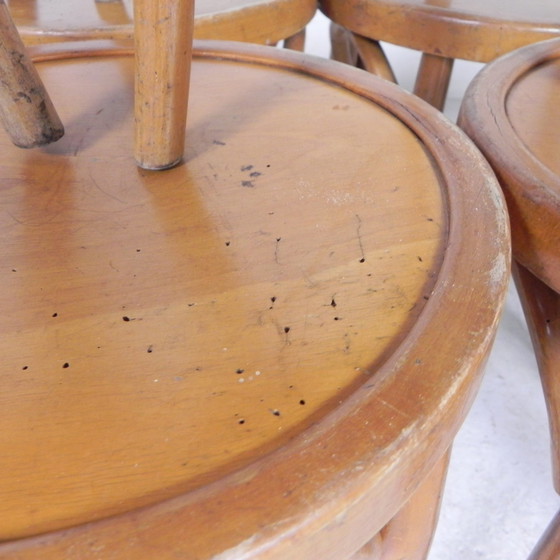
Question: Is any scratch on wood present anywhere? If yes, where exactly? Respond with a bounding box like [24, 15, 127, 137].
[355, 214, 366, 262]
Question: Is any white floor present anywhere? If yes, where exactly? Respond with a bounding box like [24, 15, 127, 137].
[304, 12, 560, 559]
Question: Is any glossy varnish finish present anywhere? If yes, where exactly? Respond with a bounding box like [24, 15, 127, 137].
[8, 0, 317, 46]
[0, 42, 509, 558]
[459, 37, 560, 560]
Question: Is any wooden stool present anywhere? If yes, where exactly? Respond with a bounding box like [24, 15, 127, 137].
[319, 0, 560, 110]
[459, 37, 560, 560]
[0, 39, 509, 559]
[9, 0, 315, 50]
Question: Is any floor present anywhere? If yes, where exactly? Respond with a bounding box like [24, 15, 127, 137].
[304, 12, 560, 559]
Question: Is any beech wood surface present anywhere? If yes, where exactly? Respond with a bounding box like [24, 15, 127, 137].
[0, 0, 63, 147]
[0, 41, 509, 559]
[459, 37, 560, 560]
[320, 0, 560, 110]
[8, 0, 316, 47]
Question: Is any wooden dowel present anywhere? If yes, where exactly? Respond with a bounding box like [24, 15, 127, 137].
[134, 0, 194, 170]
[0, 0, 63, 147]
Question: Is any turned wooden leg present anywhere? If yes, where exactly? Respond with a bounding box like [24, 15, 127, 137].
[413, 53, 454, 111]
[0, 0, 63, 147]
[350, 449, 451, 560]
[134, 0, 193, 169]
[513, 262, 560, 492]
[352, 34, 396, 83]
[283, 28, 306, 51]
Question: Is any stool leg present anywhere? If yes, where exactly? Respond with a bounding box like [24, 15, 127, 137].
[283, 28, 306, 51]
[329, 22, 359, 66]
[528, 509, 560, 560]
[352, 34, 396, 83]
[413, 53, 454, 111]
[0, 0, 63, 147]
[134, 0, 194, 170]
[513, 262, 560, 493]
[350, 449, 451, 560]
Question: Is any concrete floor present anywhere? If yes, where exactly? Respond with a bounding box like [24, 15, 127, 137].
[304, 12, 560, 559]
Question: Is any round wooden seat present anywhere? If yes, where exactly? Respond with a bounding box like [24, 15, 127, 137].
[319, 0, 560, 110]
[0, 41, 509, 559]
[459, 37, 560, 559]
[8, 0, 316, 47]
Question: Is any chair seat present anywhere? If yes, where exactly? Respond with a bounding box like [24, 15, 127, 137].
[320, 0, 560, 63]
[460, 37, 560, 291]
[8, 0, 316, 45]
[0, 41, 509, 559]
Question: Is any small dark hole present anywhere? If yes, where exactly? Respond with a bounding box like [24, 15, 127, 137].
[334, 317, 341, 321]
[62, 362, 70, 368]
[359, 258, 366, 263]
[52, 312, 58, 318]
[136, 249, 141, 253]
[122, 316, 131, 322]
[225, 241, 231, 246]
[236, 368, 245, 374]
[331, 298, 337, 308]
[299, 400, 306, 405]
[272, 409, 281, 416]
[284, 326, 290, 333]
[22, 366, 28, 370]
[271, 296, 276, 303]
[238, 419, 245, 425]
[147, 345, 153, 353]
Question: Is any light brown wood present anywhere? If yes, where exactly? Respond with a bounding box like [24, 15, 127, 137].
[352, 34, 396, 83]
[0, 41, 509, 559]
[133, 0, 193, 169]
[413, 54, 453, 111]
[320, 0, 560, 109]
[350, 448, 450, 559]
[0, 0, 63, 146]
[513, 263, 560, 492]
[459, 36, 560, 560]
[9, 0, 317, 47]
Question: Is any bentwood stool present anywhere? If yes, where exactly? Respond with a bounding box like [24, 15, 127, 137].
[319, 0, 560, 111]
[459, 37, 560, 559]
[9, 0, 316, 50]
[0, 23, 510, 559]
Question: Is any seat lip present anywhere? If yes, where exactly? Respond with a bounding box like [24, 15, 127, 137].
[2, 40, 510, 560]
[459, 37, 560, 291]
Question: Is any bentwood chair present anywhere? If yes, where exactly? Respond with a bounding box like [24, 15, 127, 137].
[460, 37, 560, 560]
[320, 0, 560, 111]
[0, 0, 510, 557]
[9, 0, 316, 50]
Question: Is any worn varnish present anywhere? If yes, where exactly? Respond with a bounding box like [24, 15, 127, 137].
[0, 42, 509, 559]
[459, 38, 560, 560]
